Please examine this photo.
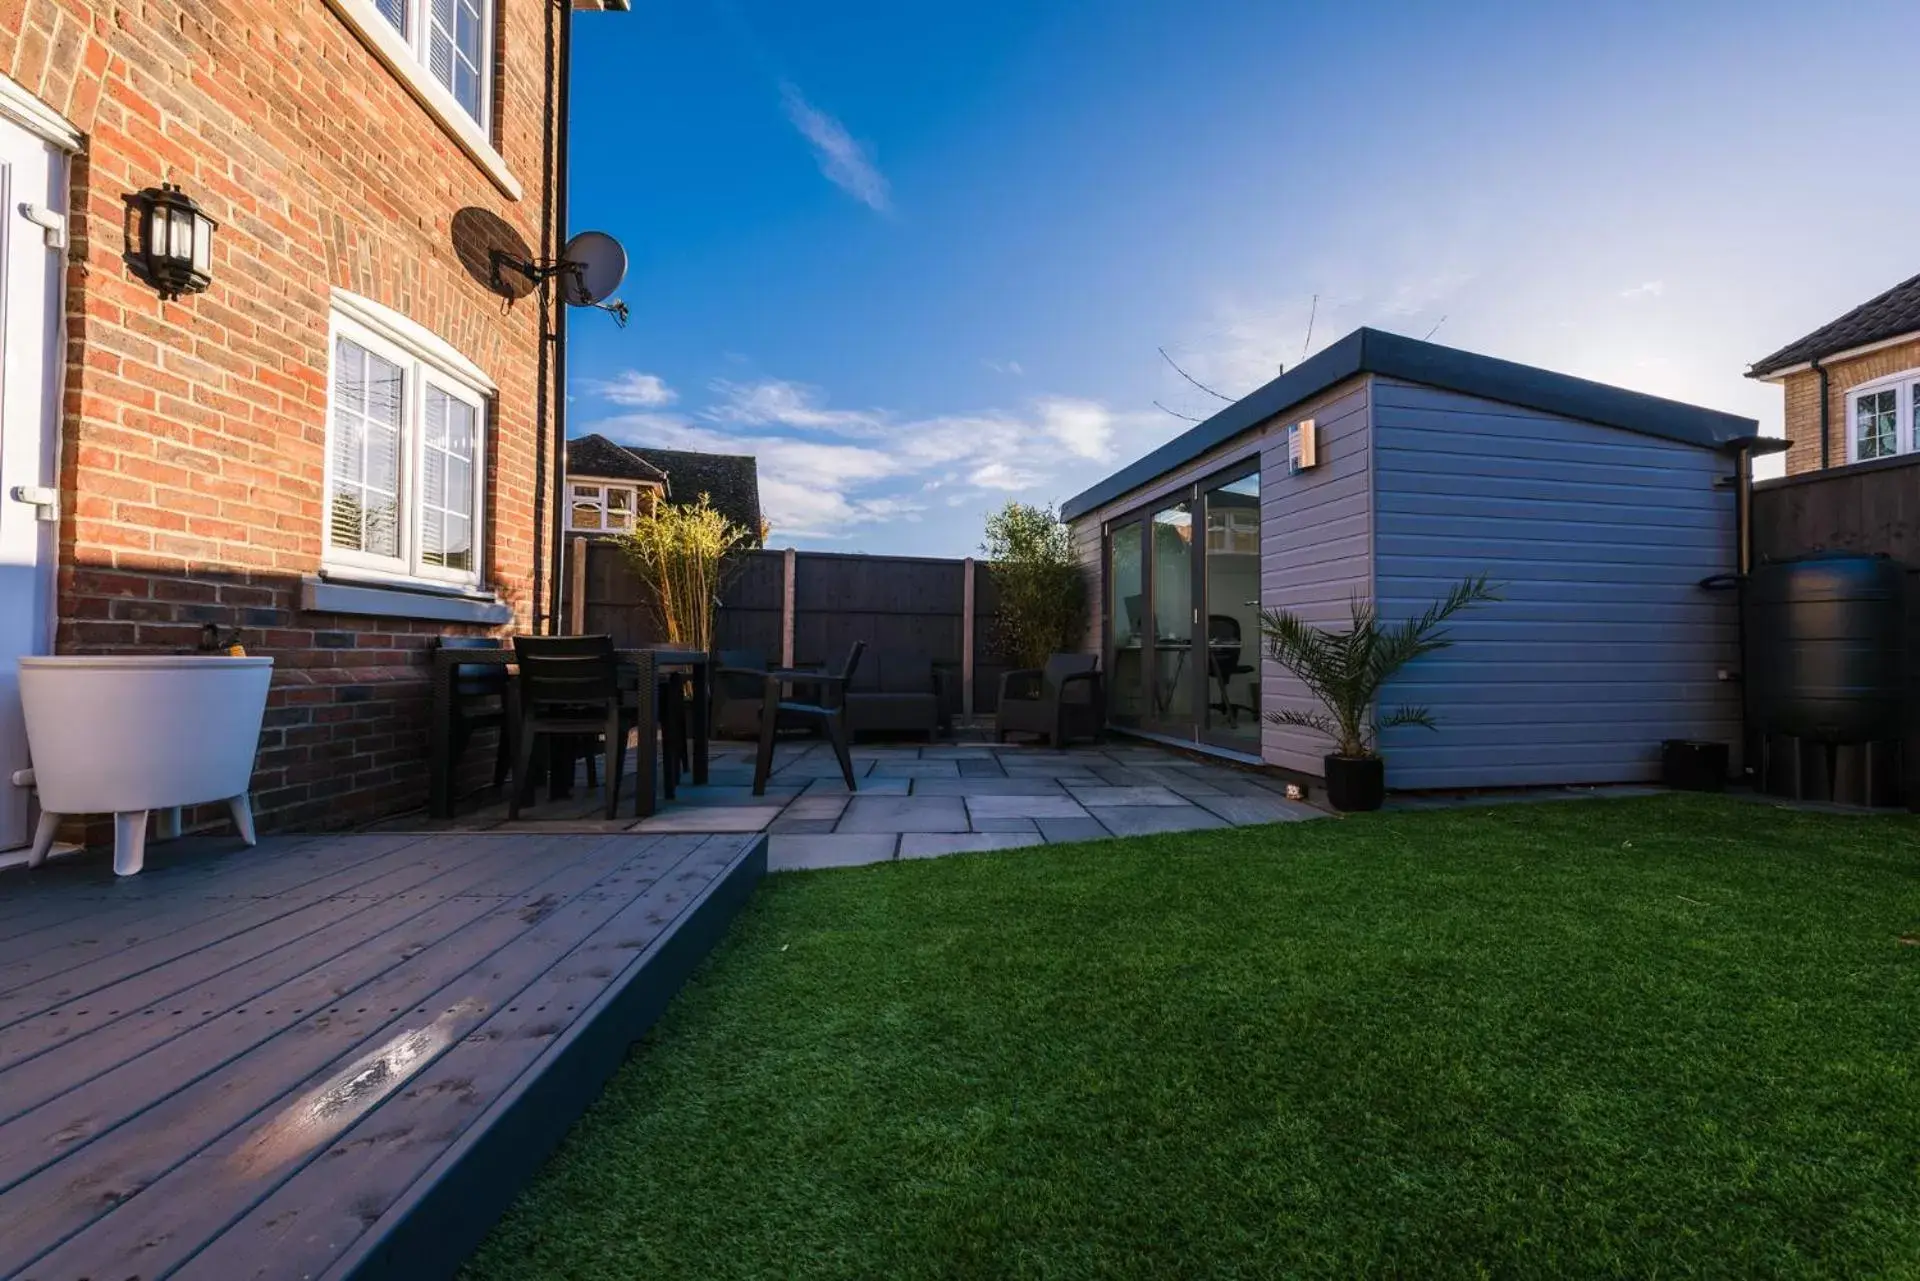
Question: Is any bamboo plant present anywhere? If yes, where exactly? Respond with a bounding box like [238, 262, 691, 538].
[612, 494, 754, 651]
[1260, 574, 1501, 759]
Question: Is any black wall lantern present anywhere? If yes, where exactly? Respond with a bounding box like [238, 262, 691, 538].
[125, 183, 216, 301]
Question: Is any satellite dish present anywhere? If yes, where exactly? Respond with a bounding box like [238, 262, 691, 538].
[558, 231, 626, 307]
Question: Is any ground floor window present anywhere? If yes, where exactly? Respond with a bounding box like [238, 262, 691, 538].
[324, 292, 493, 588]
[1848, 370, 1920, 462]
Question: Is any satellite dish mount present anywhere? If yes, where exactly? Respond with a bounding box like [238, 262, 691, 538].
[491, 230, 630, 327]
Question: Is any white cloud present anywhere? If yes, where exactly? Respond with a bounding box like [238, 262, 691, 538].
[1037, 397, 1115, 460]
[779, 82, 891, 214]
[983, 359, 1024, 376]
[1621, 280, 1666, 299]
[585, 371, 676, 407]
[586, 375, 1162, 543]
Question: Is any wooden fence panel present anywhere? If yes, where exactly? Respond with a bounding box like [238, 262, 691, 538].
[571, 543, 1010, 718]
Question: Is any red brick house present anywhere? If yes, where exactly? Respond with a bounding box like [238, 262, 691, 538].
[1748, 272, 1920, 475]
[0, 0, 628, 854]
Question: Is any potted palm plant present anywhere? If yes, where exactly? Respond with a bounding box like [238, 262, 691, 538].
[1260, 575, 1500, 812]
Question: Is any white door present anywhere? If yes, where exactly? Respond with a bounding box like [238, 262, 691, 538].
[0, 113, 65, 852]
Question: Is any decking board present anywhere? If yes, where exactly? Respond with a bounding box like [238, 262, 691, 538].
[0, 828, 764, 1281]
[0, 834, 633, 1116]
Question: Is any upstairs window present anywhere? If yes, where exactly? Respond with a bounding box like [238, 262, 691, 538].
[1847, 370, 1920, 463]
[569, 483, 646, 533]
[373, 0, 493, 127]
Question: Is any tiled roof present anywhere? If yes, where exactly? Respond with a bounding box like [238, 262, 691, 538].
[565, 433, 667, 483]
[1748, 272, 1920, 378]
[629, 447, 764, 545]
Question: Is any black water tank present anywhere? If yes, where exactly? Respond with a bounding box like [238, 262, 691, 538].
[1747, 552, 1906, 743]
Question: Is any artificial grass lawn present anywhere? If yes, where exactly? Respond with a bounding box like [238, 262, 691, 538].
[465, 795, 1920, 1280]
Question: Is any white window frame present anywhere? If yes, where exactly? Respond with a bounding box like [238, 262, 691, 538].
[1845, 368, 1920, 463]
[323, 0, 520, 200]
[323, 291, 495, 591]
[567, 481, 644, 534]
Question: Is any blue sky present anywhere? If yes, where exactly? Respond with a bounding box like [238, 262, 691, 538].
[564, 0, 1920, 554]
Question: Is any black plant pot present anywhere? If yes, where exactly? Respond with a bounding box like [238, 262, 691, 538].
[1323, 754, 1385, 812]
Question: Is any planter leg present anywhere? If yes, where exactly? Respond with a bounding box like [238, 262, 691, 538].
[27, 812, 61, 868]
[155, 807, 182, 841]
[113, 811, 150, 877]
[228, 794, 257, 846]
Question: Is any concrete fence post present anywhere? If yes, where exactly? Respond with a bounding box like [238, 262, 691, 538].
[568, 536, 588, 635]
[781, 546, 797, 667]
[962, 556, 976, 721]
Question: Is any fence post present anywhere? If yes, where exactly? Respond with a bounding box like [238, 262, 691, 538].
[962, 557, 976, 721]
[567, 537, 588, 635]
[781, 546, 797, 667]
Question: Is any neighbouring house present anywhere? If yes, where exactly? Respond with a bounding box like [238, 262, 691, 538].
[1061, 327, 1762, 791]
[564, 433, 668, 534]
[0, 0, 629, 852]
[565, 433, 765, 543]
[1747, 271, 1920, 475]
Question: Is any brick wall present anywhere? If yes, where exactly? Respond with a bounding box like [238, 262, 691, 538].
[1780, 336, 1920, 476]
[5, 0, 569, 831]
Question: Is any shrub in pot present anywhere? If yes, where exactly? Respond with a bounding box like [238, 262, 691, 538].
[982, 500, 1089, 669]
[1260, 575, 1500, 812]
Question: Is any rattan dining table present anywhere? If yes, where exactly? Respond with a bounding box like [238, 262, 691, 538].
[427, 645, 712, 819]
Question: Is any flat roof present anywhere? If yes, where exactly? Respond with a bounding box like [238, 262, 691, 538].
[1060, 327, 1758, 522]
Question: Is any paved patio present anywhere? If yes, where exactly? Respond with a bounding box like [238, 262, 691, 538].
[374, 740, 1323, 870]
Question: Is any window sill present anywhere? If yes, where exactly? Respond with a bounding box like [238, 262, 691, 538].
[302, 574, 514, 625]
[322, 0, 523, 202]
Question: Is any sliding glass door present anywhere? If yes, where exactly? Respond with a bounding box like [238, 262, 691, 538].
[1201, 471, 1261, 749]
[1100, 460, 1260, 750]
[1107, 521, 1145, 725]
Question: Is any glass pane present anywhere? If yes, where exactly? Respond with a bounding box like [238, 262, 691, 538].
[420, 389, 477, 570]
[444, 515, 472, 571]
[458, 0, 483, 60]
[328, 338, 403, 560]
[571, 504, 603, 531]
[1204, 471, 1261, 748]
[375, 0, 406, 32]
[1857, 389, 1898, 460]
[607, 487, 633, 513]
[1108, 522, 1144, 724]
[429, 24, 454, 91]
[1150, 501, 1196, 727]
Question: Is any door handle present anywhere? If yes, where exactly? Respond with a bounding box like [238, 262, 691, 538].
[17, 203, 66, 250]
[9, 485, 58, 522]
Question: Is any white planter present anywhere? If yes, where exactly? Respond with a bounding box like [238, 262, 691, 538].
[19, 655, 274, 875]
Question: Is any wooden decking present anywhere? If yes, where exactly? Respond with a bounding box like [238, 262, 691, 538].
[0, 827, 765, 1281]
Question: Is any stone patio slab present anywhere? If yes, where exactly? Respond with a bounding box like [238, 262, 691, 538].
[1036, 816, 1111, 844]
[899, 832, 1046, 858]
[1066, 784, 1191, 807]
[1095, 805, 1229, 836]
[1194, 794, 1320, 824]
[965, 794, 1093, 820]
[870, 760, 962, 778]
[908, 776, 1065, 796]
[665, 785, 802, 807]
[956, 759, 1009, 777]
[633, 805, 785, 833]
[769, 834, 899, 870]
[768, 817, 839, 834]
[803, 776, 911, 796]
[837, 795, 971, 834]
[968, 816, 1040, 833]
